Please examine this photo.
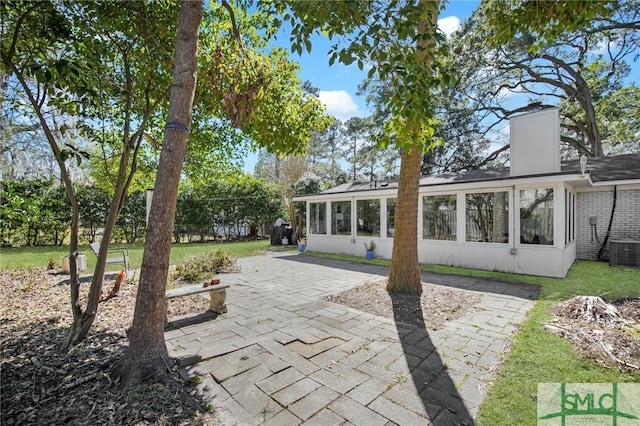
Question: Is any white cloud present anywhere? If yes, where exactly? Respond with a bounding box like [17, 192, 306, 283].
[438, 16, 461, 38]
[318, 90, 362, 121]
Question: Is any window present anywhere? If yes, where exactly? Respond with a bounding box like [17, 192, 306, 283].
[564, 190, 575, 243]
[520, 188, 553, 245]
[309, 202, 326, 234]
[387, 198, 397, 237]
[465, 191, 509, 243]
[331, 201, 351, 235]
[565, 189, 568, 245]
[357, 199, 380, 237]
[571, 193, 575, 241]
[423, 195, 456, 240]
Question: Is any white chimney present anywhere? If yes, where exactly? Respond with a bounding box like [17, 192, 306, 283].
[509, 107, 560, 176]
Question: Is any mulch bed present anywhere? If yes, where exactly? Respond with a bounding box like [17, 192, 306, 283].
[0, 267, 219, 426]
[325, 279, 482, 330]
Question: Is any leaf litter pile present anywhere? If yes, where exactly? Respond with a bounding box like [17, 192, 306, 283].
[546, 295, 640, 371]
[0, 267, 221, 425]
[325, 279, 482, 330]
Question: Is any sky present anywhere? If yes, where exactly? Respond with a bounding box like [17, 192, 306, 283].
[244, 1, 480, 173]
[310, 1, 479, 121]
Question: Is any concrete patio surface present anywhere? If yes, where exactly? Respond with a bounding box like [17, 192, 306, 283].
[165, 251, 539, 425]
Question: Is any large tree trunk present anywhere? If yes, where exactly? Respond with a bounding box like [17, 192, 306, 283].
[387, 146, 423, 294]
[113, 0, 203, 388]
[387, 0, 438, 294]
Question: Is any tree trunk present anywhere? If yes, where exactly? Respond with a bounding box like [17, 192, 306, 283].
[65, 145, 134, 346]
[387, 0, 438, 295]
[113, 0, 203, 388]
[387, 146, 423, 294]
[9, 67, 84, 345]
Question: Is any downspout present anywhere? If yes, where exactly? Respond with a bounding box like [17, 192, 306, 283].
[597, 185, 617, 261]
[510, 185, 524, 273]
[351, 196, 357, 251]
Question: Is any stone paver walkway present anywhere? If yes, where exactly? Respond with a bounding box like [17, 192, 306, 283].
[165, 251, 539, 425]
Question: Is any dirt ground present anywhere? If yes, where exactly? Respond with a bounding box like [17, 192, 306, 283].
[325, 279, 482, 330]
[0, 267, 216, 426]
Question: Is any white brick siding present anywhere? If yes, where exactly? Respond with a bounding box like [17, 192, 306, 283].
[576, 188, 640, 260]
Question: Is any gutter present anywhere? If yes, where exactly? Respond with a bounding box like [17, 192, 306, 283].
[294, 173, 596, 201]
[590, 179, 639, 187]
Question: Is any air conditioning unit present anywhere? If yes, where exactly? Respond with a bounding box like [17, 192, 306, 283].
[609, 240, 640, 268]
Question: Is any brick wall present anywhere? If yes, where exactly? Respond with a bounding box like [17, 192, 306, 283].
[576, 188, 640, 260]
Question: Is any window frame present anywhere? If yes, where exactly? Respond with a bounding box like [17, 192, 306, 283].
[422, 194, 457, 241]
[519, 187, 554, 246]
[309, 202, 327, 235]
[356, 198, 381, 237]
[464, 190, 510, 244]
[330, 200, 352, 236]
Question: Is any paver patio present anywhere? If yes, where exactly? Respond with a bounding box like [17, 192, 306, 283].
[165, 251, 539, 425]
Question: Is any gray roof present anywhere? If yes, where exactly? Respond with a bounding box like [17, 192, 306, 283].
[318, 153, 640, 196]
[563, 153, 640, 182]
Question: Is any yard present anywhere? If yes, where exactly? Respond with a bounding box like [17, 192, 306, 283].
[1, 241, 638, 424]
[295, 252, 640, 424]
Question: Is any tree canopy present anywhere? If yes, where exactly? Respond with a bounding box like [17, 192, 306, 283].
[451, 0, 640, 158]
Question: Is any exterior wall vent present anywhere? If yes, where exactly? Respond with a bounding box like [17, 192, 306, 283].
[609, 240, 640, 268]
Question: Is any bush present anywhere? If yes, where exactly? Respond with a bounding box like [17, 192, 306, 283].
[170, 249, 239, 283]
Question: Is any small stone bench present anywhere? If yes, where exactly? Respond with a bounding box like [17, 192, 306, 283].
[164, 282, 229, 324]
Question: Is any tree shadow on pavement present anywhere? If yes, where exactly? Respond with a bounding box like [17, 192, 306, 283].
[390, 292, 475, 425]
[278, 254, 540, 300]
[165, 311, 221, 329]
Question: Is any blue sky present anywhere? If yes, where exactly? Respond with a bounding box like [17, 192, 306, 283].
[306, 1, 480, 121]
[244, 1, 480, 172]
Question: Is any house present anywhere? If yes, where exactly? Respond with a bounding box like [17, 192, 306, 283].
[293, 108, 640, 278]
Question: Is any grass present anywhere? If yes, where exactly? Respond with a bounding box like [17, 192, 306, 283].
[307, 250, 639, 299]
[0, 239, 272, 272]
[304, 251, 640, 424]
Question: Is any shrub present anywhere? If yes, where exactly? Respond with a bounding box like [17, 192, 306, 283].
[171, 249, 239, 283]
[364, 240, 376, 251]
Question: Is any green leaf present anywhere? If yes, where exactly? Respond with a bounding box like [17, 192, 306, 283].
[367, 66, 376, 79]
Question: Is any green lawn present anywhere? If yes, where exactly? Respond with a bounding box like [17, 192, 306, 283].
[0, 240, 272, 272]
[2, 244, 638, 424]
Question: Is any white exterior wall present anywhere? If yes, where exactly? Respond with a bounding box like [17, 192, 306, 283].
[303, 180, 576, 278]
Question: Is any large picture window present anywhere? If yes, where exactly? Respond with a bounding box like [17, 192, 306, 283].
[387, 198, 397, 237]
[357, 199, 380, 237]
[465, 191, 509, 243]
[520, 188, 554, 245]
[423, 195, 457, 240]
[309, 202, 326, 234]
[331, 201, 351, 235]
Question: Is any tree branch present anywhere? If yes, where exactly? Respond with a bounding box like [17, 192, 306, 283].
[221, 0, 243, 47]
